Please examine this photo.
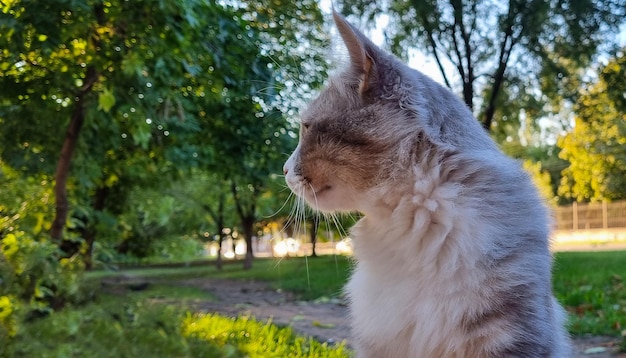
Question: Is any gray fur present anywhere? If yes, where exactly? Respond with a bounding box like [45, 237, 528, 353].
[284, 12, 572, 357]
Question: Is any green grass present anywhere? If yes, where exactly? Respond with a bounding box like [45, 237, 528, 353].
[10, 251, 625, 358]
[91, 255, 354, 301]
[6, 298, 224, 358]
[205, 256, 353, 300]
[5, 263, 352, 358]
[94, 251, 626, 338]
[553, 251, 626, 337]
[5, 295, 350, 358]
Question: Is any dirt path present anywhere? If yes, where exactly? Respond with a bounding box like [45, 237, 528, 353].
[175, 278, 625, 357]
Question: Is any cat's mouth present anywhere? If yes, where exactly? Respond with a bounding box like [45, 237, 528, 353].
[301, 176, 331, 197]
[303, 182, 332, 204]
[314, 185, 332, 196]
[303, 184, 333, 210]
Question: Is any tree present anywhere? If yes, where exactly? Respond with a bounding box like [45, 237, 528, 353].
[167, 170, 237, 270]
[0, 0, 182, 255]
[196, 0, 328, 269]
[0, 0, 280, 265]
[0, 0, 329, 274]
[340, 0, 625, 133]
[557, 51, 626, 202]
[523, 160, 557, 206]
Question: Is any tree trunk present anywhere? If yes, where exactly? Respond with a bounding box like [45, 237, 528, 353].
[51, 67, 98, 251]
[230, 182, 256, 270]
[482, 5, 519, 132]
[51, 4, 103, 252]
[242, 215, 255, 270]
[215, 212, 225, 271]
[202, 194, 226, 269]
[216, 234, 224, 270]
[309, 213, 319, 257]
[80, 185, 109, 269]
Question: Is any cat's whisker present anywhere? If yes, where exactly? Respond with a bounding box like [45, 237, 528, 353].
[283, 194, 302, 233]
[327, 212, 348, 239]
[307, 182, 321, 211]
[286, 190, 304, 241]
[264, 191, 294, 219]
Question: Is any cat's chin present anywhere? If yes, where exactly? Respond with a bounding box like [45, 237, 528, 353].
[302, 186, 358, 213]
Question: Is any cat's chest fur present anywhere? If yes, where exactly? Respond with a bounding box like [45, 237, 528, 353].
[346, 168, 490, 357]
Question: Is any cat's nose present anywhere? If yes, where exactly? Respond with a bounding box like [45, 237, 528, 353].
[283, 167, 288, 175]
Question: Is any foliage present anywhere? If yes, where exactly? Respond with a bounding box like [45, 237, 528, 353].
[0, 161, 54, 238]
[0, 0, 328, 271]
[183, 313, 350, 358]
[99, 236, 205, 266]
[0, 295, 18, 347]
[0, 0, 332, 351]
[0, 231, 88, 350]
[0, 161, 86, 328]
[522, 160, 557, 206]
[1, 231, 82, 306]
[340, 0, 625, 136]
[557, 52, 626, 202]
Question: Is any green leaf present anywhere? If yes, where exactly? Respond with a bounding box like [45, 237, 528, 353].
[98, 89, 116, 113]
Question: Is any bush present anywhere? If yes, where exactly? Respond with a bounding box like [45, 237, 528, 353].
[0, 164, 88, 349]
[0, 295, 18, 351]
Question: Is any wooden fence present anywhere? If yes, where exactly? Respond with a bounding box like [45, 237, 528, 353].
[553, 200, 626, 230]
[552, 200, 626, 246]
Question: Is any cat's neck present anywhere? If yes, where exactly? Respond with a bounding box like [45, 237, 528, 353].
[359, 143, 455, 218]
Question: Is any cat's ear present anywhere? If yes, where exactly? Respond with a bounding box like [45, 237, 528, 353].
[332, 11, 375, 94]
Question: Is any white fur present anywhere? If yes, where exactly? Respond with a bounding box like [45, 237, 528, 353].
[348, 161, 516, 357]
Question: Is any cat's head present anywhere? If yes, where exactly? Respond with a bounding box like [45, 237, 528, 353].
[283, 12, 488, 214]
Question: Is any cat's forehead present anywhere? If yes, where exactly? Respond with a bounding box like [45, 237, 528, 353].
[301, 76, 359, 123]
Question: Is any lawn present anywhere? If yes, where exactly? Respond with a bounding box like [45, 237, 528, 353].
[4, 256, 354, 358]
[88, 251, 626, 338]
[92, 255, 354, 301]
[5, 251, 626, 357]
[93, 251, 626, 339]
[553, 251, 626, 338]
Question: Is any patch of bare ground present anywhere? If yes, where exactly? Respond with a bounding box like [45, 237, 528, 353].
[104, 276, 625, 357]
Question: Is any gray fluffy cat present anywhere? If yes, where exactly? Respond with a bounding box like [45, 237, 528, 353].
[284, 12, 572, 357]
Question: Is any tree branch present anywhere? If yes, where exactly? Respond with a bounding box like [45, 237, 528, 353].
[450, 0, 474, 109]
[416, 9, 453, 89]
[482, 2, 522, 131]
